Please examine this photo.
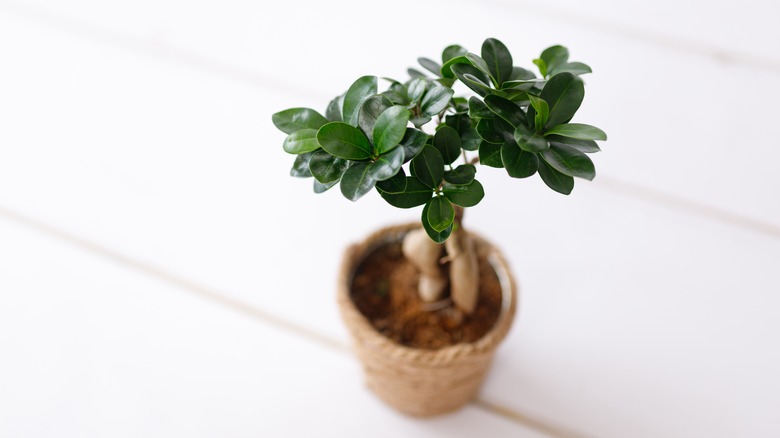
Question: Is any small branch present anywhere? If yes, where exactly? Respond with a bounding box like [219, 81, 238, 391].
[469, 156, 480, 165]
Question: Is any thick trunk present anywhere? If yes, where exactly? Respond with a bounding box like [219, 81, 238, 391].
[445, 226, 479, 313]
[402, 228, 447, 302]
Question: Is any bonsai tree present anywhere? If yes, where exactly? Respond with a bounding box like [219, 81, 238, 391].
[272, 38, 606, 315]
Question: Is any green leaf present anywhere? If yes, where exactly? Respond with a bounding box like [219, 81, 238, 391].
[418, 57, 442, 77]
[528, 95, 549, 131]
[540, 72, 584, 128]
[442, 44, 468, 64]
[539, 45, 569, 77]
[482, 38, 513, 86]
[426, 196, 455, 232]
[547, 135, 600, 153]
[502, 78, 545, 91]
[479, 141, 503, 168]
[308, 150, 348, 184]
[533, 58, 547, 78]
[343, 76, 377, 126]
[399, 128, 429, 163]
[410, 115, 432, 129]
[407, 78, 427, 104]
[443, 164, 476, 185]
[468, 96, 494, 119]
[477, 117, 514, 144]
[509, 66, 537, 81]
[317, 122, 372, 160]
[555, 62, 592, 76]
[272, 108, 329, 134]
[340, 161, 376, 201]
[465, 53, 494, 84]
[407, 68, 427, 78]
[421, 201, 453, 243]
[283, 128, 321, 154]
[290, 152, 315, 178]
[410, 145, 444, 189]
[357, 95, 393, 138]
[514, 124, 550, 153]
[441, 55, 471, 78]
[375, 167, 407, 193]
[461, 128, 481, 151]
[502, 140, 538, 178]
[537, 158, 574, 195]
[484, 95, 526, 127]
[373, 106, 411, 154]
[378, 177, 433, 208]
[420, 86, 454, 117]
[451, 64, 493, 97]
[313, 179, 337, 193]
[368, 147, 404, 181]
[326, 95, 344, 122]
[443, 180, 484, 207]
[540, 143, 595, 180]
[544, 123, 607, 141]
[433, 125, 461, 165]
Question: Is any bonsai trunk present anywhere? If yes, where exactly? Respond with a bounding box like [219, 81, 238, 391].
[401, 206, 480, 314]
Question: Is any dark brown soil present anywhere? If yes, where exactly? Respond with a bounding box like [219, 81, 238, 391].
[350, 240, 503, 350]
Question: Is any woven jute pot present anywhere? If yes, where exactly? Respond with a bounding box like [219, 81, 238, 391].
[337, 223, 518, 417]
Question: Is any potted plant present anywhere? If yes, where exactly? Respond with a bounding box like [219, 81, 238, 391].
[272, 38, 606, 416]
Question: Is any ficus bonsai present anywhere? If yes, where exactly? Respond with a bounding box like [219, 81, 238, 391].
[272, 38, 606, 316]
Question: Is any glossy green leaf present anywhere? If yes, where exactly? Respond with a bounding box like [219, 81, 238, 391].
[399, 128, 429, 163]
[373, 106, 411, 154]
[343, 76, 377, 126]
[433, 126, 461, 165]
[533, 58, 547, 78]
[421, 201, 453, 243]
[313, 179, 337, 193]
[441, 55, 471, 79]
[340, 161, 376, 201]
[426, 196, 455, 232]
[476, 117, 514, 144]
[537, 158, 574, 195]
[501, 141, 538, 178]
[317, 122, 372, 160]
[461, 128, 481, 151]
[544, 123, 607, 141]
[514, 124, 550, 153]
[272, 108, 329, 134]
[509, 66, 537, 81]
[540, 143, 595, 180]
[528, 95, 549, 131]
[465, 53, 493, 84]
[444, 113, 469, 133]
[420, 86, 454, 117]
[290, 152, 315, 178]
[547, 135, 600, 153]
[555, 62, 592, 76]
[539, 45, 569, 77]
[410, 115, 432, 129]
[468, 97, 494, 119]
[407, 78, 427, 104]
[283, 129, 320, 154]
[451, 64, 493, 97]
[443, 164, 476, 185]
[410, 145, 444, 189]
[418, 57, 442, 77]
[479, 141, 504, 168]
[378, 177, 433, 208]
[368, 147, 404, 181]
[502, 78, 545, 91]
[407, 68, 427, 78]
[482, 38, 513, 86]
[357, 95, 393, 138]
[375, 167, 406, 193]
[325, 96, 343, 122]
[443, 180, 484, 207]
[484, 95, 526, 127]
[442, 44, 468, 63]
[540, 72, 584, 128]
[308, 150, 348, 184]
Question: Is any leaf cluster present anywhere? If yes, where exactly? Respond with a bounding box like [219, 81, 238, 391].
[272, 38, 606, 242]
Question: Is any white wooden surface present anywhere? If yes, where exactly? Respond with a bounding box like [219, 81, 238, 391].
[1, 1, 779, 437]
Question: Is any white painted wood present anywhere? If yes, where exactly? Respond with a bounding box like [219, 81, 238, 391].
[0, 216, 547, 438]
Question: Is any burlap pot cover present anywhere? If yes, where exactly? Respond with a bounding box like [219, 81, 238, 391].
[337, 223, 518, 417]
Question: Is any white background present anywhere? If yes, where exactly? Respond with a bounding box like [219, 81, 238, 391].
[1, 1, 779, 437]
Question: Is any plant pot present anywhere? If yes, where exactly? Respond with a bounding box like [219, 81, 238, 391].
[337, 223, 518, 417]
